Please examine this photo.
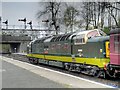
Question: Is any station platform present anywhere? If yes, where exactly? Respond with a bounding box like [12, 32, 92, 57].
[1, 56, 116, 88]
[2, 58, 65, 88]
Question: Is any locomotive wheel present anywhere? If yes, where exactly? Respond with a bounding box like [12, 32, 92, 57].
[64, 63, 72, 71]
[97, 70, 110, 79]
[28, 58, 33, 64]
[92, 70, 99, 77]
[88, 66, 100, 77]
[28, 58, 38, 64]
[95, 70, 104, 78]
[33, 59, 39, 65]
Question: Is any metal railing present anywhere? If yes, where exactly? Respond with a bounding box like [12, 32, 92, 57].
[1, 25, 42, 30]
[1, 25, 55, 40]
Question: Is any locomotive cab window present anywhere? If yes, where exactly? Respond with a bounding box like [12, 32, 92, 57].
[74, 34, 85, 45]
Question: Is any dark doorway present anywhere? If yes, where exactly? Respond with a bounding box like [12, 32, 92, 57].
[10, 43, 20, 53]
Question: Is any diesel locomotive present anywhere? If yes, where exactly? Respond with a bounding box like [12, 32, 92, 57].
[27, 29, 112, 78]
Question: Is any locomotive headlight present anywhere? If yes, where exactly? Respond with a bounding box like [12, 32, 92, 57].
[100, 49, 102, 53]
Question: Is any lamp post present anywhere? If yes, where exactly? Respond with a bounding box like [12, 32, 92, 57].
[14, 48, 16, 53]
[18, 18, 27, 29]
[0, 17, 1, 29]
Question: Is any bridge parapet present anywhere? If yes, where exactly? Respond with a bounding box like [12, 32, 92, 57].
[2, 28, 54, 40]
[1, 35, 31, 43]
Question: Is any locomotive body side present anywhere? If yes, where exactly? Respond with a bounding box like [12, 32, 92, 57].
[27, 29, 110, 78]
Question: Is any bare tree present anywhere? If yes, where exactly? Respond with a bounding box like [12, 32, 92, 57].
[81, 2, 93, 30]
[106, 2, 120, 27]
[36, 2, 61, 35]
[92, 2, 97, 28]
[37, 1, 120, 34]
[81, 2, 120, 30]
[63, 5, 79, 33]
[89, 2, 98, 29]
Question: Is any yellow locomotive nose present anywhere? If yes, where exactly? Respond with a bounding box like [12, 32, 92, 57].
[105, 41, 110, 58]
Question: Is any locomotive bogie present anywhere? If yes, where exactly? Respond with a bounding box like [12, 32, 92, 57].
[38, 58, 49, 65]
[27, 54, 110, 78]
[28, 57, 38, 64]
[49, 60, 64, 68]
[107, 64, 120, 78]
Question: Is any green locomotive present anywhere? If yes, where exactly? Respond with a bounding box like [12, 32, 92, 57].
[27, 29, 110, 78]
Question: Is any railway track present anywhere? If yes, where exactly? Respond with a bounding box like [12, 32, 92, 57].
[2, 54, 120, 88]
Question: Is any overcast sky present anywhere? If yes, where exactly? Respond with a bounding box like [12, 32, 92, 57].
[1, 1, 80, 29]
[2, 2, 41, 27]
[1, 0, 119, 29]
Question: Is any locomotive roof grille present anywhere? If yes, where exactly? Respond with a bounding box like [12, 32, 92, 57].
[50, 32, 74, 42]
[44, 37, 54, 42]
[32, 29, 106, 43]
[60, 35, 67, 41]
[64, 34, 72, 40]
[33, 36, 51, 44]
[55, 35, 63, 41]
[51, 37, 57, 42]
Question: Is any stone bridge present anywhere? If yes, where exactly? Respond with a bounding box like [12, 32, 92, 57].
[0, 35, 31, 54]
